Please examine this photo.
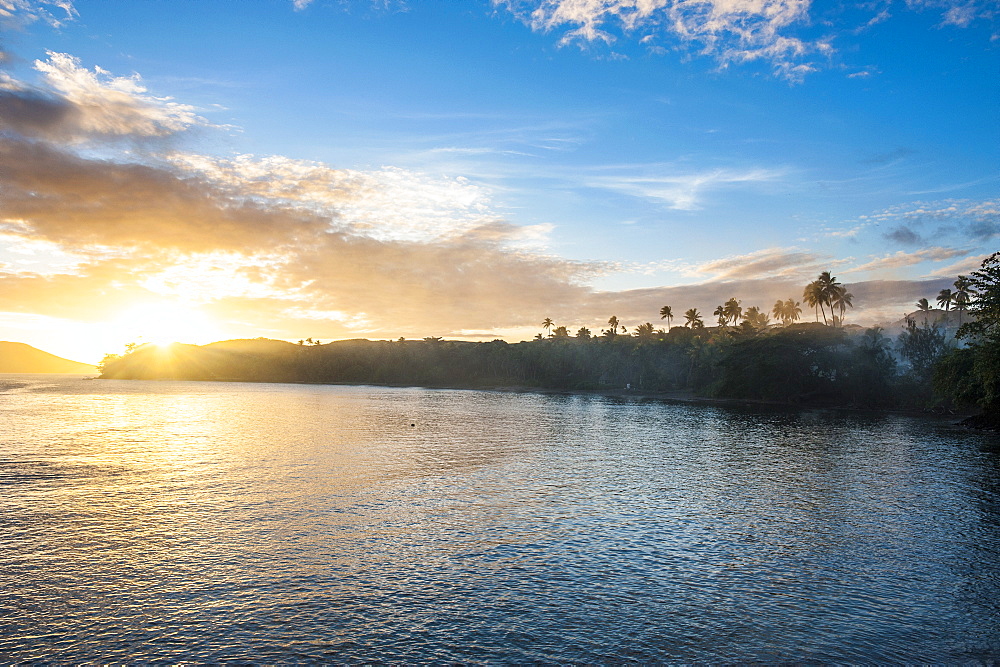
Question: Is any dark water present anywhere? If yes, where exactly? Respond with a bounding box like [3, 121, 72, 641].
[2, 374, 999, 662]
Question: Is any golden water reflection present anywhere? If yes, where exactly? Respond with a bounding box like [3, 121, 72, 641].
[2, 376, 1000, 662]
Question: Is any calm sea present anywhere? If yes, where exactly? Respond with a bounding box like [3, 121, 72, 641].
[2, 374, 999, 662]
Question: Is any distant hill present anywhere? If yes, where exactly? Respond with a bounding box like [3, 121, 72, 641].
[0, 342, 98, 374]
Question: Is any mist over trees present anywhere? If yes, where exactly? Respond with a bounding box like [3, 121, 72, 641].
[100, 264, 1000, 424]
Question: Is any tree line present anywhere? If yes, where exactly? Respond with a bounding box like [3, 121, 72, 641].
[536, 270, 852, 342]
[100, 261, 999, 426]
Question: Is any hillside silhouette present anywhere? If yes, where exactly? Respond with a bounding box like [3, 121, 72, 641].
[0, 342, 97, 374]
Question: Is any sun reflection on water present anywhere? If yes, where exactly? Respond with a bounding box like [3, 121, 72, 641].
[2, 377, 1000, 662]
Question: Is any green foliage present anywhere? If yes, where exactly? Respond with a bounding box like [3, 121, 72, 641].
[957, 252, 1000, 342]
[933, 348, 983, 409]
[897, 318, 951, 382]
[741, 305, 770, 330]
[935, 252, 1000, 421]
[848, 327, 898, 408]
[712, 324, 848, 403]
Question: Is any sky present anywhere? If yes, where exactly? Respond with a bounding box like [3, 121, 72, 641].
[0, 0, 997, 363]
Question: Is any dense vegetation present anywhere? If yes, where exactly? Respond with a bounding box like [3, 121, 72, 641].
[932, 252, 1000, 426]
[100, 257, 1000, 424]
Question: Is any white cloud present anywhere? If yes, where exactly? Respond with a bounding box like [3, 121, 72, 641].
[498, 0, 995, 79]
[167, 152, 518, 244]
[32, 51, 207, 138]
[498, 0, 823, 78]
[0, 0, 76, 28]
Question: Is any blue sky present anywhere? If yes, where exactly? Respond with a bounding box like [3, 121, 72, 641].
[0, 0, 997, 361]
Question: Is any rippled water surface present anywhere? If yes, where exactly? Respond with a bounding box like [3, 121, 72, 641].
[3, 374, 1000, 662]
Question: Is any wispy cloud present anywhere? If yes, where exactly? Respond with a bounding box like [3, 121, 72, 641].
[587, 165, 786, 210]
[906, 0, 994, 27]
[0, 0, 76, 29]
[849, 246, 970, 273]
[687, 246, 833, 281]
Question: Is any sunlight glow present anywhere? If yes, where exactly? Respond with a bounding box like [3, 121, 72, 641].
[111, 301, 225, 347]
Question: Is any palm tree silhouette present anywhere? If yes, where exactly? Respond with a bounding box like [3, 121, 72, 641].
[723, 298, 742, 325]
[772, 299, 785, 325]
[684, 308, 703, 328]
[817, 271, 842, 324]
[803, 281, 823, 323]
[936, 288, 953, 312]
[659, 305, 673, 330]
[713, 304, 727, 327]
[607, 315, 620, 336]
[831, 286, 853, 326]
[916, 298, 931, 312]
[784, 298, 802, 325]
[740, 306, 766, 328]
[635, 322, 656, 338]
[954, 277, 971, 325]
[541, 317, 554, 337]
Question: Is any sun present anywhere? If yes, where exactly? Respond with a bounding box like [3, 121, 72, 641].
[112, 300, 225, 348]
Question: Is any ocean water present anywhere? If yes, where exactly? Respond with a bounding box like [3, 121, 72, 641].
[2, 374, 999, 662]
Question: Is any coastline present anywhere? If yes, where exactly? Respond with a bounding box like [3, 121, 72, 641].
[95, 374, 986, 427]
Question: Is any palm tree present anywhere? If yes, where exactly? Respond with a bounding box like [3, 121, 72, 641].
[723, 298, 742, 325]
[803, 280, 824, 323]
[635, 322, 656, 338]
[659, 305, 673, 330]
[772, 299, 785, 324]
[916, 298, 931, 312]
[817, 271, 842, 324]
[831, 286, 854, 326]
[541, 317, 554, 337]
[785, 299, 802, 325]
[607, 315, 620, 336]
[552, 326, 570, 337]
[684, 308, 703, 328]
[774, 298, 802, 326]
[954, 277, 971, 325]
[936, 288, 953, 311]
[742, 306, 770, 330]
[804, 272, 843, 325]
[713, 304, 727, 327]
[575, 327, 591, 339]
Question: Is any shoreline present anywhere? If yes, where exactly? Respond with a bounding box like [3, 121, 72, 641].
[95, 374, 985, 426]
